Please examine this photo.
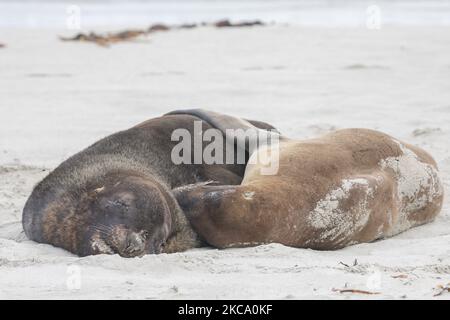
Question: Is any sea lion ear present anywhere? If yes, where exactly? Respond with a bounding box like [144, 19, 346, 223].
[88, 186, 105, 199]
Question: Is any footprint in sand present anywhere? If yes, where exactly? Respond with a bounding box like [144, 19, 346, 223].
[412, 127, 442, 137]
[26, 73, 72, 78]
[241, 65, 286, 71]
[344, 64, 389, 70]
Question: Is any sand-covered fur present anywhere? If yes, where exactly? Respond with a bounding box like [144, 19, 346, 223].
[176, 111, 443, 250]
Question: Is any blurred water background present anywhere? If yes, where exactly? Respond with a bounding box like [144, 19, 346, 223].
[1, 0, 450, 29]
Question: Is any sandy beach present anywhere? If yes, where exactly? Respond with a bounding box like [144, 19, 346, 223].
[0, 25, 449, 299]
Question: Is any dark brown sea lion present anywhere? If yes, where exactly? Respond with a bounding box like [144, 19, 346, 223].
[172, 110, 444, 250]
[22, 113, 277, 257]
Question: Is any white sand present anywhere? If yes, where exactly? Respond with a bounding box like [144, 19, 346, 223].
[0, 26, 449, 299]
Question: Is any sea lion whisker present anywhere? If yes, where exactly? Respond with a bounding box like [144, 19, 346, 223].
[93, 223, 115, 232]
[92, 229, 111, 237]
[91, 225, 113, 235]
[91, 223, 110, 230]
[94, 227, 112, 235]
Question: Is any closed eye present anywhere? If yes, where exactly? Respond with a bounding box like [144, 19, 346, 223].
[106, 199, 130, 212]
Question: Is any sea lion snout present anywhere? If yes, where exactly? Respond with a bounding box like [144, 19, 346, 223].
[109, 227, 147, 258]
[87, 175, 174, 257]
[91, 224, 166, 257]
[29, 172, 175, 257]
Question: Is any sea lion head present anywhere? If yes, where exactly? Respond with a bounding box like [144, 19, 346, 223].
[80, 174, 173, 257]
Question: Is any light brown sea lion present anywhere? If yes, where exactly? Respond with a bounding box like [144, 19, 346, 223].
[172, 110, 444, 250]
[22, 113, 277, 257]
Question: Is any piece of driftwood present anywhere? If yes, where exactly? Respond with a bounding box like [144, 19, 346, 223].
[339, 261, 350, 268]
[59, 29, 147, 47]
[391, 274, 408, 279]
[433, 283, 450, 297]
[332, 288, 381, 295]
[338, 259, 358, 268]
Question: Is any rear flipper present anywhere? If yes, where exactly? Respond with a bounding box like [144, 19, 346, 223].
[167, 108, 281, 182]
[166, 109, 275, 134]
[166, 109, 281, 155]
